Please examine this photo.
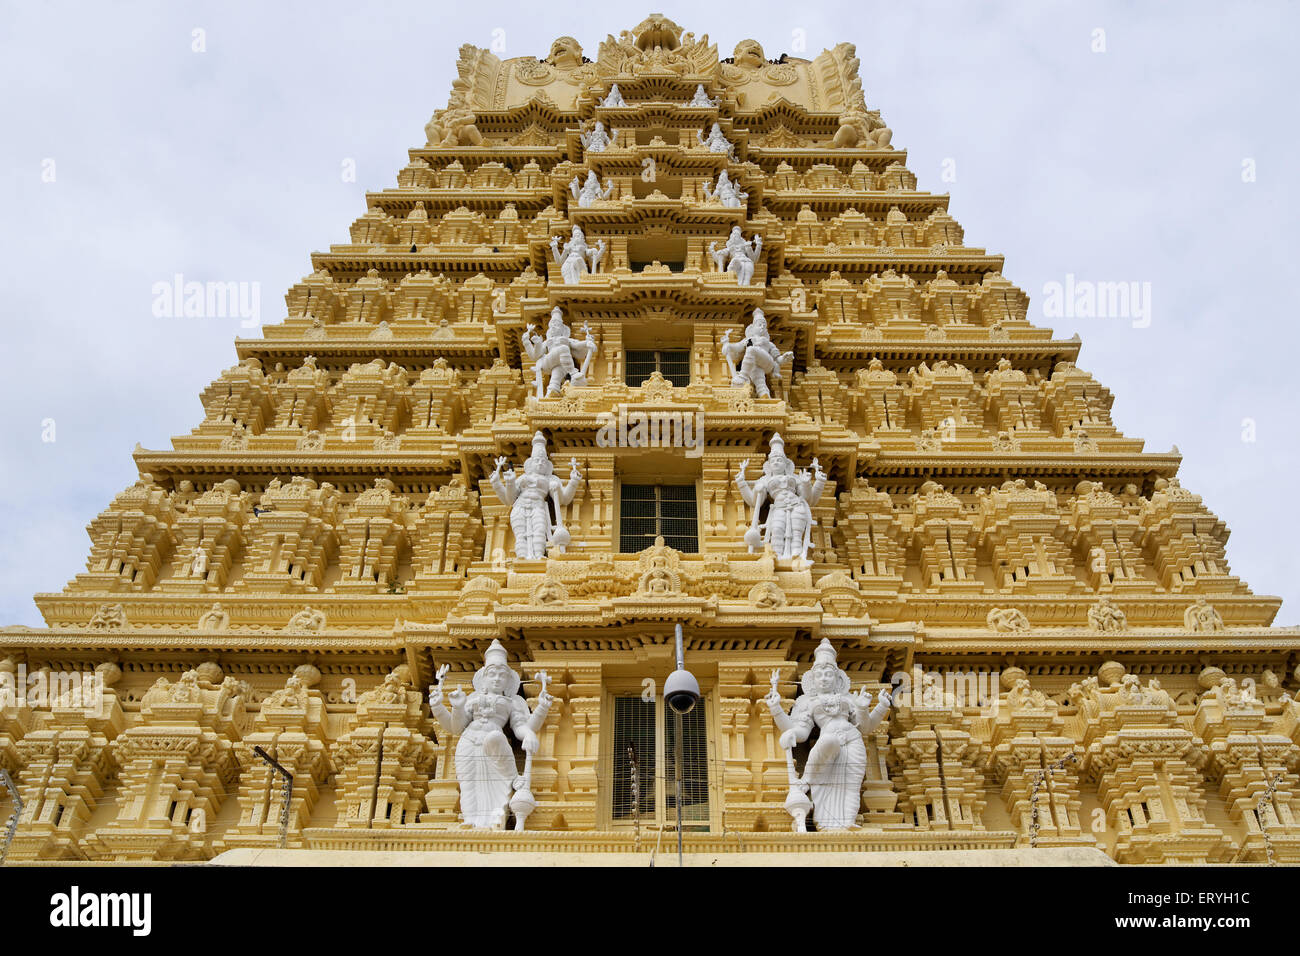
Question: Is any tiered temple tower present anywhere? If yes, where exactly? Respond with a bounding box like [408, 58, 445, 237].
[2, 15, 1298, 864]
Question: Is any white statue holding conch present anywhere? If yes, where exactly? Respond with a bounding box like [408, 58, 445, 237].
[569, 170, 614, 208]
[429, 640, 553, 830]
[600, 84, 627, 107]
[550, 225, 605, 284]
[720, 308, 791, 397]
[490, 431, 582, 560]
[765, 639, 892, 831]
[735, 433, 825, 562]
[521, 306, 596, 398]
[687, 84, 718, 108]
[580, 120, 618, 153]
[698, 122, 735, 157]
[702, 170, 747, 208]
[709, 226, 762, 285]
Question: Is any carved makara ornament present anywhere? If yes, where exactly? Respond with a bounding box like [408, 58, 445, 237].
[428, 640, 553, 829]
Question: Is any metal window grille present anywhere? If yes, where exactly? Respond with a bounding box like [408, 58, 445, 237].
[624, 349, 690, 387]
[664, 698, 710, 825]
[619, 484, 698, 553]
[610, 695, 710, 828]
[611, 697, 656, 820]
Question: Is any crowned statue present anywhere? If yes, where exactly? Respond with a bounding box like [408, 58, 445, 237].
[702, 169, 747, 208]
[569, 170, 614, 208]
[686, 84, 718, 108]
[550, 225, 606, 284]
[698, 122, 735, 157]
[765, 638, 892, 831]
[600, 84, 627, 108]
[580, 120, 618, 153]
[709, 226, 761, 286]
[521, 306, 597, 398]
[719, 308, 791, 398]
[490, 431, 583, 560]
[735, 433, 826, 562]
[429, 640, 554, 830]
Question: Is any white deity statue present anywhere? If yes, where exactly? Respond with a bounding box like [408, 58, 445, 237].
[521, 306, 596, 398]
[735, 433, 826, 562]
[600, 84, 627, 107]
[490, 431, 583, 560]
[709, 226, 762, 285]
[702, 169, 747, 208]
[429, 640, 553, 830]
[550, 225, 605, 284]
[697, 122, 735, 157]
[580, 120, 618, 153]
[719, 308, 791, 397]
[765, 639, 892, 831]
[569, 170, 614, 208]
[686, 84, 718, 108]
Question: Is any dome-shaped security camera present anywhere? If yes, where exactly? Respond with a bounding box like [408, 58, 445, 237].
[664, 623, 700, 714]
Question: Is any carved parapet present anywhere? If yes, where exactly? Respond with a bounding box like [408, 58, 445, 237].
[406, 360, 464, 437]
[1138, 479, 1239, 593]
[240, 477, 341, 592]
[835, 483, 905, 585]
[198, 358, 275, 434]
[907, 360, 980, 430]
[862, 268, 921, 330]
[335, 479, 412, 592]
[77, 476, 176, 593]
[1066, 481, 1146, 590]
[1043, 362, 1116, 435]
[410, 481, 484, 590]
[284, 268, 342, 325]
[392, 269, 454, 324]
[270, 356, 332, 430]
[968, 272, 1030, 326]
[333, 359, 411, 438]
[342, 269, 393, 325]
[163, 479, 249, 592]
[976, 479, 1077, 593]
[907, 483, 979, 590]
[890, 696, 988, 831]
[849, 360, 906, 433]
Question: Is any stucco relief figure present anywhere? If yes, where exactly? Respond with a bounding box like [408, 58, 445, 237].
[569, 170, 614, 208]
[686, 84, 718, 108]
[580, 120, 618, 153]
[709, 226, 761, 285]
[429, 640, 553, 830]
[832, 106, 893, 150]
[766, 639, 892, 831]
[698, 122, 735, 157]
[521, 306, 596, 398]
[719, 308, 791, 397]
[600, 84, 627, 107]
[735, 432, 826, 562]
[490, 431, 583, 560]
[550, 225, 605, 284]
[702, 170, 747, 208]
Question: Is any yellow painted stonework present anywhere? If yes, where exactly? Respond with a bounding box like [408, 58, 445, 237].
[2, 14, 1298, 864]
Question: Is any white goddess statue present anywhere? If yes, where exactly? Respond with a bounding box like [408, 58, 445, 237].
[490, 431, 583, 560]
[697, 122, 735, 157]
[735, 432, 825, 562]
[719, 308, 791, 397]
[765, 638, 892, 831]
[429, 640, 553, 830]
[709, 226, 761, 285]
[600, 84, 627, 108]
[569, 170, 614, 208]
[580, 120, 617, 153]
[702, 169, 746, 208]
[550, 225, 605, 284]
[686, 84, 718, 108]
[521, 306, 596, 398]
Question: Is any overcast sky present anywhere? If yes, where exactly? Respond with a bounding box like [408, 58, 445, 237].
[1, 0, 1296, 626]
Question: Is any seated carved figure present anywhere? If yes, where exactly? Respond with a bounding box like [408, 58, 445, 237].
[709, 226, 762, 286]
[697, 122, 735, 157]
[580, 120, 617, 153]
[569, 170, 614, 208]
[832, 106, 893, 149]
[550, 225, 605, 284]
[702, 169, 747, 208]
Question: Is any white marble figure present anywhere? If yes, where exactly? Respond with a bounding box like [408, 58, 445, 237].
[709, 226, 762, 285]
[719, 308, 791, 398]
[697, 122, 735, 157]
[569, 170, 614, 208]
[580, 120, 617, 153]
[702, 170, 747, 208]
[765, 639, 892, 831]
[429, 641, 553, 830]
[489, 431, 583, 560]
[521, 306, 596, 398]
[600, 84, 627, 108]
[550, 225, 606, 284]
[735, 433, 825, 562]
[687, 84, 718, 108]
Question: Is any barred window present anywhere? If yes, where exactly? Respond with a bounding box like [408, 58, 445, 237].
[609, 694, 709, 827]
[619, 484, 698, 553]
[625, 349, 690, 387]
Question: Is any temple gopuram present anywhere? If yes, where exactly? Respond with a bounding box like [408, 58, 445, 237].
[2, 14, 1297, 866]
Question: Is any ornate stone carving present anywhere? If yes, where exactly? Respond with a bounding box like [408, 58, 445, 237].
[489, 432, 582, 560]
[521, 306, 596, 398]
[719, 308, 790, 397]
[708, 226, 761, 285]
[735, 433, 826, 562]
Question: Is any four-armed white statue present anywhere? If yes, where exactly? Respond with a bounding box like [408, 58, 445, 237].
[569, 170, 614, 208]
[709, 226, 762, 285]
[686, 84, 718, 108]
[580, 120, 618, 153]
[765, 638, 892, 831]
[429, 640, 553, 830]
[551, 225, 606, 284]
[720, 308, 791, 398]
[521, 306, 596, 398]
[600, 84, 627, 108]
[490, 431, 583, 560]
[735, 432, 826, 562]
[698, 122, 735, 157]
[702, 169, 747, 208]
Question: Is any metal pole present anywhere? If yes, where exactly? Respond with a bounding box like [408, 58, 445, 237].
[0, 768, 22, 866]
[252, 746, 294, 850]
[675, 710, 684, 868]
